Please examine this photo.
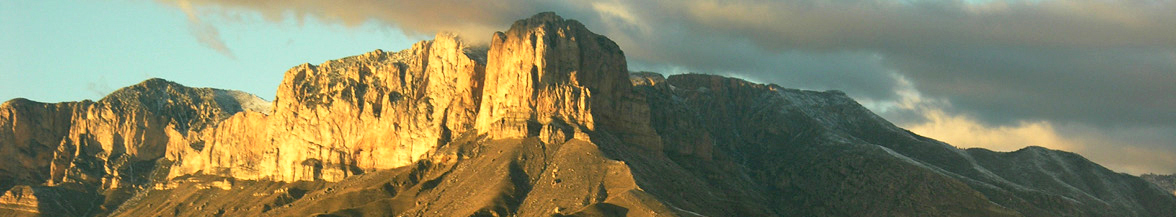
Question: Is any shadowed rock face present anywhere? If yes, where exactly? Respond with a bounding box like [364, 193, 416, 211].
[2, 12, 1175, 217]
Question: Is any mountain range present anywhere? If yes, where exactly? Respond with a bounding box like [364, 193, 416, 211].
[1, 12, 1174, 217]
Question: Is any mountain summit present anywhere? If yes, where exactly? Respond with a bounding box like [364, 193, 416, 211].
[2, 12, 1174, 217]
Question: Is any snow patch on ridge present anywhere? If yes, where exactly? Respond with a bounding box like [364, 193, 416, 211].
[215, 89, 272, 115]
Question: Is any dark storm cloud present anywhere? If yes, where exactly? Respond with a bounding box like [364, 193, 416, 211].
[887, 47, 1176, 127]
[638, 0, 1176, 127]
[159, 0, 1176, 172]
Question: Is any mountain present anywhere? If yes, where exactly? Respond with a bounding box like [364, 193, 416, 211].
[2, 12, 1174, 217]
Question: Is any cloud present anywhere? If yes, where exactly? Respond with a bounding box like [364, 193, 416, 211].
[86, 76, 112, 99]
[886, 47, 1176, 127]
[153, 0, 1176, 174]
[907, 109, 1074, 152]
[1065, 125, 1176, 175]
[879, 74, 1176, 174]
[176, 0, 235, 58]
[679, 0, 1176, 50]
[900, 105, 1176, 175]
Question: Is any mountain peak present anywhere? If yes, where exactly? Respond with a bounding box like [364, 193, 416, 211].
[101, 78, 185, 102]
[503, 12, 586, 35]
[527, 11, 564, 22]
[475, 12, 652, 146]
[136, 77, 176, 86]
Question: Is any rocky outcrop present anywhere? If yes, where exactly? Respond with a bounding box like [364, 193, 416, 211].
[0, 185, 39, 216]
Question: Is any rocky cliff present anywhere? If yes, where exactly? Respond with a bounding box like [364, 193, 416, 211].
[474, 12, 661, 149]
[1, 12, 1174, 217]
[167, 32, 486, 183]
[0, 79, 268, 216]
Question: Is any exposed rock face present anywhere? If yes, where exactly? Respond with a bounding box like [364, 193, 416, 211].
[0, 79, 267, 216]
[0, 181, 40, 216]
[0, 99, 83, 186]
[169, 33, 486, 182]
[0, 79, 267, 188]
[2, 12, 1175, 217]
[475, 12, 662, 149]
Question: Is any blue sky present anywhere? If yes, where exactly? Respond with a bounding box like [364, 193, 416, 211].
[3, 0, 1176, 175]
[1, 0, 418, 102]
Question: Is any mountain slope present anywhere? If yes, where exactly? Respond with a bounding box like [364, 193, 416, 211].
[2, 12, 1174, 217]
[1143, 174, 1176, 196]
[632, 72, 1175, 216]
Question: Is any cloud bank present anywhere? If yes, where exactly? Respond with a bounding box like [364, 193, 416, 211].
[156, 0, 1176, 174]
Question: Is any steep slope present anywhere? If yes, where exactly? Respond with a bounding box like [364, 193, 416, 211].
[626, 73, 1016, 216]
[2, 12, 1174, 217]
[630, 72, 1176, 216]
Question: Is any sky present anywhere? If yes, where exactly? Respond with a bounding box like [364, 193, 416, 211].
[2, 0, 1174, 175]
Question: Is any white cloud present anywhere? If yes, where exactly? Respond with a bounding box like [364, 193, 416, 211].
[176, 0, 235, 59]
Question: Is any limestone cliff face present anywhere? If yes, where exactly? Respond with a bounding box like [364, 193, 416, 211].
[169, 33, 486, 182]
[172, 14, 663, 183]
[475, 12, 661, 149]
[0, 99, 84, 185]
[0, 79, 266, 189]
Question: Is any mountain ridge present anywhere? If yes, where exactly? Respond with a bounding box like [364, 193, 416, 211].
[1, 12, 1174, 217]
